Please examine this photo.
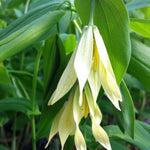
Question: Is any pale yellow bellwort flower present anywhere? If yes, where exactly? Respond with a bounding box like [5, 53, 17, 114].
[48, 25, 122, 109]
[46, 84, 111, 150]
[46, 25, 122, 150]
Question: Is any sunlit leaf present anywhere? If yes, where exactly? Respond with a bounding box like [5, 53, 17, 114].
[130, 18, 150, 38]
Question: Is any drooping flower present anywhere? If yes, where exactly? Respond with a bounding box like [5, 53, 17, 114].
[46, 84, 111, 150]
[48, 25, 122, 110]
[46, 25, 122, 150]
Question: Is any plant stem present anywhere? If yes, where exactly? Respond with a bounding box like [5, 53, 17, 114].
[31, 49, 42, 150]
[24, 0, 30, 14]
[20, 0, 31, 70]
[73, 20, 82, 35]
[88, 0, 95, 26]
[11, 114, 16, 150]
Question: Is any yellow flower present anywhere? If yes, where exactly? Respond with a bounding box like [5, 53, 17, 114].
[48, 25, 122, 110]
[46, 25, 123, 150]
[46, 84, 111, 150]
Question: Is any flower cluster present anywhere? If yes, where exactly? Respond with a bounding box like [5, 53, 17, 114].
[45, 25, 122, 150]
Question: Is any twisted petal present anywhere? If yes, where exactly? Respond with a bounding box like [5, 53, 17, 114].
[100, 61, 122, 110]
[75, 127, 86, 150]
[85, 84, 111, 150]
[45, 107, 64, 148]
[48, 48, 77, 105]
[85, 84, 102, 124]
[74, 26, 93, 105]
[91, 117, 111, 150]
[58, 92, 76, 149]
[73, 85, 84, 125]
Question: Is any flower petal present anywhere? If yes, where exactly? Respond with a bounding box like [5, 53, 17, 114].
[88, 57, 101, 102]
[94, 26, 117, 80]
[73, 85, 84, 125]
[91, 117, 112, 150]
[99, 60, 122, 110]
[48, 48, 77, 105]
[74, 26, 93, 105]
[58, 91, 76, 149]
[75, 127, 86, 150]
[45, 107, 64, 148]
[85, 84, 102, 124]
[93, 26, 109, 70]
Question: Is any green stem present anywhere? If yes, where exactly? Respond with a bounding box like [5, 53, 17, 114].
[20, 0, 31, 70]
[31, 49, 42, 150]
[88, 0, 95, 26]
[73, 20, 82, 35]
[11, 114, 16, 150]
[24, 0, 30, 14]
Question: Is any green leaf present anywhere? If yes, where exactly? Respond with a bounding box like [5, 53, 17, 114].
[43, 32, 59, 89]
[126, 0, 150, 11]
[0, 98, 40, 115]
[75, 0, 131, 84]
[0, 1, 61, 38]
[59, 34, 77, 55]
[0, 10, 65, 62]
[130, 18, 150, 38]
[105, 121, 150, 150]
[128, 38, 150, 91]
[0, 98, 31, 114]
[113, 80, 135, 138]
[111, 140, 130, 150]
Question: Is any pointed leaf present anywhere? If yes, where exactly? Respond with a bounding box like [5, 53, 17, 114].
[0, 10, 65, 61]
[113, 80, 135, 138]
[0, 98, 31, 114]
[105, 121, 150, 150]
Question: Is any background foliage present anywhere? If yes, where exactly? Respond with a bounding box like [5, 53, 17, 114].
[0, 0, 150, 150]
